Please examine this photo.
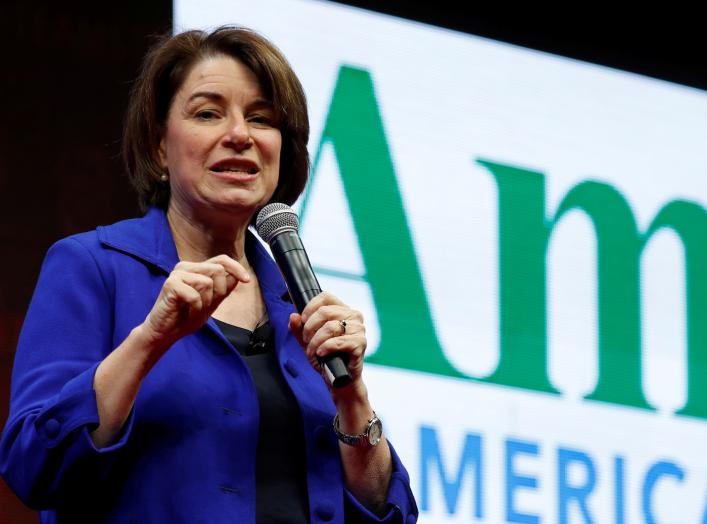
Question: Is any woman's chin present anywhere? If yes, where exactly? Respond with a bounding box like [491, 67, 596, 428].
[203, 193, 271, 218]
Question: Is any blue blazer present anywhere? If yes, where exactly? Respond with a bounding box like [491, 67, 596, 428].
[0, 207, 417, 523]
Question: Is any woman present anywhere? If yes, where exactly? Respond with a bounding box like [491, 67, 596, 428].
[0, 27, 417, 523]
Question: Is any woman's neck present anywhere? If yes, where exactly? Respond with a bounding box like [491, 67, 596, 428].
[166, 203, 252, 267]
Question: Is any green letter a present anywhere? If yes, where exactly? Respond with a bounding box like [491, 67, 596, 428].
[302, 66, 463, 378]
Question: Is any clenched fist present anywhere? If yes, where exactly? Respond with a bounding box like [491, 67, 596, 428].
[141, 254, 250, 353]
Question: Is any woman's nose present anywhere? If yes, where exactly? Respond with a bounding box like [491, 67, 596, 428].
[223, 116, 252, 151]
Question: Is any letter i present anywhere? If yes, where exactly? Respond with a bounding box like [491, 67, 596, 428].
[614, 456, 625, 524]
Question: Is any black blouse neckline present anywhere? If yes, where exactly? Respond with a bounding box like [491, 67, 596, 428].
[212, 318, 272, 356]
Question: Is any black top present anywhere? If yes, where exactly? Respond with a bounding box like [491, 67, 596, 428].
[213, 318, 310, 524]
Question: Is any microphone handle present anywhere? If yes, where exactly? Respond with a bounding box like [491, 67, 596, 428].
[270, 232, 353, 388]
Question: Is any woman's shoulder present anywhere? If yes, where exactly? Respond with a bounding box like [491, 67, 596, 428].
[40, 208, 173, 281]
[49, 207, 172, 267]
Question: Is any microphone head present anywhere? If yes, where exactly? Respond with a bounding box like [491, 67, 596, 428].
[256, 203, 299, 243]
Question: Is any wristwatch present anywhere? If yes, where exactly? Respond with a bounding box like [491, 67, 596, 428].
[333, 411, 383, 447]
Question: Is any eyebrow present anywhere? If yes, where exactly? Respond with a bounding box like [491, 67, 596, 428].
[187, 91, 227, 104]
[186, 91, 274, 110]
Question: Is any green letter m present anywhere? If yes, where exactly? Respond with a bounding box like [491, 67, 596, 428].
[478, 160, 707, 419]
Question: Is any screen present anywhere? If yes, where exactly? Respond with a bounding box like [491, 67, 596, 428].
[174, 1, 707, 522]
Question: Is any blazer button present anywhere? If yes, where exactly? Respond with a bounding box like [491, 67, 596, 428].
[45, 418, 61, 439]
[284, 359, 299, 378]
[406, 514, 417, 524]
[315, 501, 335, 521]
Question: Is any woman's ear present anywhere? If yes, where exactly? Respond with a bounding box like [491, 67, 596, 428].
[158, 138, 167, 169]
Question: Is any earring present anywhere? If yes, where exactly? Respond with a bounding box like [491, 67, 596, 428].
[160, 173, 169, 182]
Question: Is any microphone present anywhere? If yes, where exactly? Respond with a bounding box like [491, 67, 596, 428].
[256, 203, 352, 388]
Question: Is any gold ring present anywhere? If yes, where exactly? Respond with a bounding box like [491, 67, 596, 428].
[339, 319, 347, 335]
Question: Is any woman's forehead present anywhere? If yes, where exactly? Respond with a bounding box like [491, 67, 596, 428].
[176, 55, 265, 101]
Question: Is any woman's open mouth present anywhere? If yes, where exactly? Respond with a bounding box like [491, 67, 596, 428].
[209, 159, 260, 178]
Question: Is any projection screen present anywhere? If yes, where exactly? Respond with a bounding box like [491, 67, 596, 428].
[174, 2, 707, 522]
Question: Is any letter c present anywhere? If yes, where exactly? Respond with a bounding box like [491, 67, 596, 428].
[642, 461, 685, 524]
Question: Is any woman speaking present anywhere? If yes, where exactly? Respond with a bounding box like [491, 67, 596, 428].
[0, 27, 417, 523]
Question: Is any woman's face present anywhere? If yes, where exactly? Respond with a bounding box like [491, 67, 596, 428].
[159, 54, 282, 220]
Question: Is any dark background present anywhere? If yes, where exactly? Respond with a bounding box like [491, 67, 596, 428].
[1, 2, 704, 521]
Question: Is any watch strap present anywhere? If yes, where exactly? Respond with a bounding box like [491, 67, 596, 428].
[332, 411, 381, 448]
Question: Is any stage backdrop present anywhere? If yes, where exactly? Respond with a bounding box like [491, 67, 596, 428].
[175, 1, 707, 522]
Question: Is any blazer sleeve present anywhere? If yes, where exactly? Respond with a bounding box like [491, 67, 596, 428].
[0, 236, 135, 509]
[343, 440, 419, 524]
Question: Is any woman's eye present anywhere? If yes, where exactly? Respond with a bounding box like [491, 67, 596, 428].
[249, 114, 275, 126]
[195, 110, 218, 121]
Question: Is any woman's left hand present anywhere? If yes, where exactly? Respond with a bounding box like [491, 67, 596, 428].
[290, 292, 391, 515]
[288, 291, 366, 392]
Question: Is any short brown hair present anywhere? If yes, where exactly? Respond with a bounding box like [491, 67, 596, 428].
[123, 26, 310, 212]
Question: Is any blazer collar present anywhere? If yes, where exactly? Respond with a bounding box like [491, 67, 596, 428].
[96, 206, 290, 303]
[97, 207, 179, 274]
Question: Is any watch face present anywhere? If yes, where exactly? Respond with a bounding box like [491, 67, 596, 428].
[368, 419, 383, 446]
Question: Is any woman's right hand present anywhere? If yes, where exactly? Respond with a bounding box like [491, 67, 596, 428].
[140, 255, 251, 354]
[91, 255, 249, 448]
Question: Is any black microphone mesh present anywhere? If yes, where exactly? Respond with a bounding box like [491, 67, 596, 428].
[255, 203, 299, 243]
